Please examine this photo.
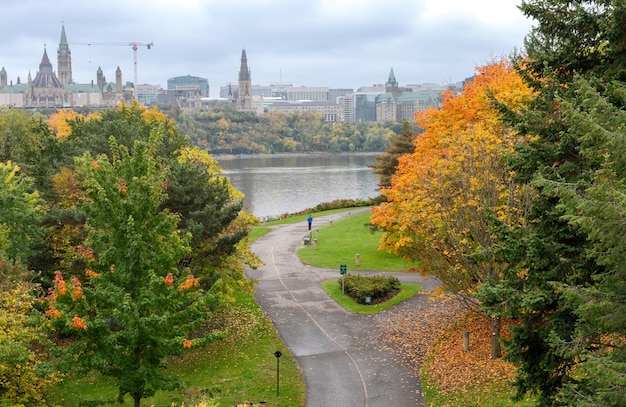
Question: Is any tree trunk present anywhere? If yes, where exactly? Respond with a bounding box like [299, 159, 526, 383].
[491, 315, 502, 359]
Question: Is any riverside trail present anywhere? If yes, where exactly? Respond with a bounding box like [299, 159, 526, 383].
[245, 209, 440, 406]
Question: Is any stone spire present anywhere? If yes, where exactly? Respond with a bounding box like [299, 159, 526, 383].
[386, 67, 398, 91]
[32, 48, 63, 88]
[238, 49, 251, 83]
[237, 49, 252, 110]
[0, 67, 6, 89]
[57, 24, 72, 85]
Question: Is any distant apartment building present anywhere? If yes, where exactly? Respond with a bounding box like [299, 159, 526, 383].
[353, 93, 379, 123]
[337, 94, 354, 122]
[329, 88, 353, 103]
[136, 84, 161, 105]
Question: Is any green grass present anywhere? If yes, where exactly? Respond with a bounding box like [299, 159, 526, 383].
[47, 291, 306, 407]
[297, 211, 414, 271]
[321, 280, 421, 314]
[260, 207, 364, 227]
[250, 207, 362, 243]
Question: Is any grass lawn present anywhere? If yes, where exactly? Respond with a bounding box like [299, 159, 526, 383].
[47, 291, 306, 407]
[321, 280, 421, 314]
[249, 207, 365, 243]
[297, 211, 414, 271]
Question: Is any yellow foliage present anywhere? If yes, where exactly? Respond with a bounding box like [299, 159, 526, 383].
[0, 281, 59, 405]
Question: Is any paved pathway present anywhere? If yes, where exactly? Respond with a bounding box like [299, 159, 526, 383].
[245, 210, 440, 407]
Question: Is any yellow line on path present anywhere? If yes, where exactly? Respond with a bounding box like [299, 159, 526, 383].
[270, 231, 369, 407]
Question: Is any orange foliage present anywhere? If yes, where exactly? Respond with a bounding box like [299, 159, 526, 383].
[164, 273, 174, 286]
[376, 300, 519, 401]
[118, 178, 127, 195]
[424, 312, 517, 395]
[72, 315, 88, 330]
[183, 339, 193, 348]
[77, 245, 96, 263]
[53, 270, 67, 296]
[45, 305, 62, 319]
[371, 61, 535, 295]
[71, 278, 84, 300]
[178, 274, 199, 291]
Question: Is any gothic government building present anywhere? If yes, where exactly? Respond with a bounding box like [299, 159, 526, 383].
[0, 25, 132, 108]
[1, 25, 453, 122]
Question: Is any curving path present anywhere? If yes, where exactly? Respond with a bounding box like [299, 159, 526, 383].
[245, 210, 440, 407]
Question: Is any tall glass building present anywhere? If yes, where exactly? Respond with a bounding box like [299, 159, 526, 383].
[167, 75, 209, 97]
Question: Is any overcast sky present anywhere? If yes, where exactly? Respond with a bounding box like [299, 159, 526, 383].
[1, 0, 534, 98]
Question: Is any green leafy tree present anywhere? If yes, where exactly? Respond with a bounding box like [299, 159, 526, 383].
[0, 162, 44, 264]
[477, 1, 626, 404]
[46, 135, 219, 407]
[45, 103, 257, 286]
[0, 108, 58, 198]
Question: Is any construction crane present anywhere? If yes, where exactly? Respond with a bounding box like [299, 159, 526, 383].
[72, 41, 154, 97]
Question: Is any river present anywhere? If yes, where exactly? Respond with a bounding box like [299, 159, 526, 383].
[216, 153, 381, 219]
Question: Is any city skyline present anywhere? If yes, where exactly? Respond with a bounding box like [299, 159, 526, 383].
[1, 1, 533, 98]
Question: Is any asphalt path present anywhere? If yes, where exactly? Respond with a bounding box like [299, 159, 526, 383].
[245, 210, 440, 407]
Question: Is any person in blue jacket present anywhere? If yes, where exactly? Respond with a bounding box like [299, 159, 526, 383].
[307, 215, 313, 230]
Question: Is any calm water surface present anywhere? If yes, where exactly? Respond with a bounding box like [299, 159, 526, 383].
[216, 153, 380, 219]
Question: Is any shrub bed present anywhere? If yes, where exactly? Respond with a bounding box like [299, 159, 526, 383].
[339, 274, 400, 304]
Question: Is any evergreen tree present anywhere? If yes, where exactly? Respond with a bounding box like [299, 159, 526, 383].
[369, 120, 418, 189]
[477, 1, 626, 404]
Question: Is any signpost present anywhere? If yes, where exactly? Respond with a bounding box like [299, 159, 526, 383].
[340, 264, 347, 294]
[274, 350, 282, 396]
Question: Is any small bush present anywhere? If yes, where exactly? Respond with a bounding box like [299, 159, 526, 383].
[339, 274, 400, 304]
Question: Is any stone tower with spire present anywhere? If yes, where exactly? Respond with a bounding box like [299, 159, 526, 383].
[237, 49, 252, 111]
[57, 24, 72, 85]
[385, 67, 401, 99]
[0, 67, 6, 90]
[27, 48, 64, 107]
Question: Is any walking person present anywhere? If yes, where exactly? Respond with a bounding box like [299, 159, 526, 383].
[307, 214, 313, 231]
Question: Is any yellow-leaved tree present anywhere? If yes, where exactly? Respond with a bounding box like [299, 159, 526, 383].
[371, 61, 535, 358]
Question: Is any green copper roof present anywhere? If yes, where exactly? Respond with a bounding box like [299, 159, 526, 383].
[64, 83, 102, 92]
[0, 83, 27, 93]
[60, 25, 68, 46]
[387, 67, 396, 84]
[397, 89, 440, 102]
[376, 92, 396, 103]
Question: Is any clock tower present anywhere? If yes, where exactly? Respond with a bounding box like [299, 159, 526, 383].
[57, 24, 72, 85]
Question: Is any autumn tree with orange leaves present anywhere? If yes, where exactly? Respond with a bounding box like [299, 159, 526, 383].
[370, 61, 535, 358]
